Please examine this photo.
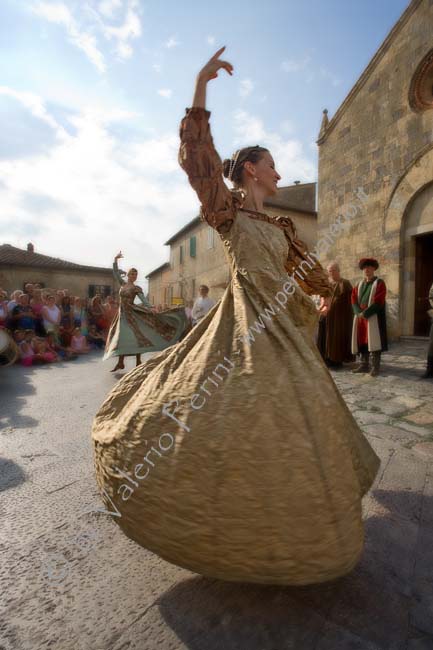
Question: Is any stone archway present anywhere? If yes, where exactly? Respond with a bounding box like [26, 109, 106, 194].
[383, 144, 433, 336]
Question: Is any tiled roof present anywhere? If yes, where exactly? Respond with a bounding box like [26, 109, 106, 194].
[0, 244, 112, 273]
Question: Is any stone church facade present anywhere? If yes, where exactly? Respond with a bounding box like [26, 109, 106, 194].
[317, 0, 433, 339]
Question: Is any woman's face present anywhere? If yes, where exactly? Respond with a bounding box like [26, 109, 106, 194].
[127, 270, 138, 282]
[251, 152, 281, 196]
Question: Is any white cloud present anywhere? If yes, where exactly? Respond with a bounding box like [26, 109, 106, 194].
[0, 86, 67, 138]
[102, 0, 141, 60]
[207, 35, 215, 45]
[98, 0, 123, 18]
[0, 89, 197, 281]
[232, 109, 316, 183]
[164, 36, 179, 49]
[280, 56, 311, 73]
[239, 79, 254, 98]
[32, 2, 106, 73]
[152, 63, 162, 73]
[157, 88, 172, 99]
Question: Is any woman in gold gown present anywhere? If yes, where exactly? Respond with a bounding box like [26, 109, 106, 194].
[92, 48, 380, 585]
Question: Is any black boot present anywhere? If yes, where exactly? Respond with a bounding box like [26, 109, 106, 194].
[352, 352, 370, 373]
[421, 356, 433, 379]
[370, 351, 381, 377]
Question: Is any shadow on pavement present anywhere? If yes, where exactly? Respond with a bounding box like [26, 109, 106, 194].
[158, 490, 433, 650]
[0, 366, 38, 430]
[0, 457, 26, 492]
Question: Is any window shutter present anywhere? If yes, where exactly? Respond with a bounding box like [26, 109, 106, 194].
[180, 245, 183, 264]
[190, 236, 196, 257]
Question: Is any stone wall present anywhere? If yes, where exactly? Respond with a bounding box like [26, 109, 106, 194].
[317, 0, 433, 338]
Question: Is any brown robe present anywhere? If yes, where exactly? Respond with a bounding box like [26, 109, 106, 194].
[318, 278, 354, 364]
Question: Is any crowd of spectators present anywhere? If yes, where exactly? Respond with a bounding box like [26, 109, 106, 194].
[0, 283, 117, 367]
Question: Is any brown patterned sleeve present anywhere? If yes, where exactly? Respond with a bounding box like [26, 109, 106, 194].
[275, 216, 333, 298]
[179, 107, 239, 232]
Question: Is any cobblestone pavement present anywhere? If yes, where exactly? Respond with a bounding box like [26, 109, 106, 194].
[0, 341, 432, 650]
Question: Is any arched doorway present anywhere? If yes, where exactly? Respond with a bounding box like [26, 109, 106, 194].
[401, 182, 433, 335]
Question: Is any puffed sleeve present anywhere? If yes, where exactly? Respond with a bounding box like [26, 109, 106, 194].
[179, 107, 241, 232]
[275, 216, 333, 298]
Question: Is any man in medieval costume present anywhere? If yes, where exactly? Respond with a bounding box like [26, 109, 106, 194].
[421, 281, 433, 379]
[351, 258, 388, 377]
[317, 261, 354, 368]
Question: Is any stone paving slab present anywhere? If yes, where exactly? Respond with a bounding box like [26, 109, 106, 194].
[1, 342, 433, 649]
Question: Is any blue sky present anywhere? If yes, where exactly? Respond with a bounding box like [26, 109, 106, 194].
[0, 0, 409, 283]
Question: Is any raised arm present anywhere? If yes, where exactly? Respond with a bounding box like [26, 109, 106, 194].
[179, 48, 240, 232]
[113, 251, 125, 286]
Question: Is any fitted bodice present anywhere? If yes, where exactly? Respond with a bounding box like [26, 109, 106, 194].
[119, 284, 141, 306]
[223, 211, 289, 290]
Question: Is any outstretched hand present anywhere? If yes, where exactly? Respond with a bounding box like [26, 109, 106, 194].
[115, 251, 123, 260]
[197, 47, 233, 83]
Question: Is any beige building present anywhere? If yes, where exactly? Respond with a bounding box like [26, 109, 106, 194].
[317, 0, 433, 339]
[147, 183, 318, 305]
[0, 243, 115, 297]
[146, 262, 172, 307]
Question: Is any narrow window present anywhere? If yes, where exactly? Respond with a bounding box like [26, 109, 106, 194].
[190, 236, 197, 257]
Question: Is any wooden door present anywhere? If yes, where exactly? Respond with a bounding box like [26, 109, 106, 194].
[414, 233, 433, 335]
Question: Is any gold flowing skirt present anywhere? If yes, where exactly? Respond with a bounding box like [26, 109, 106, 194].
[92, 279, 380, 585]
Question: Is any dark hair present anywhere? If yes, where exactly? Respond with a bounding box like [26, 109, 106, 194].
[199, 285, 209, 292]
[222, 146, 269, 187]
[128, 268, 138, 274]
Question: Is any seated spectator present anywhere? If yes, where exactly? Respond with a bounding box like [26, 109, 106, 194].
[87, 324, 105, 350]
[59, 296, 74, 346]
[55, 290, 65, 306]
[8, 290, 23, 316]
[13, 330, 26, 363]
[46, 332, 78, 361]
[30, 289, 46, 337]
[103, 295, 117, 334]
[24, 283, 35, 299]
[89, 295, 107, 332]
[73, 297, 89, 335]
[71, 327, 90, 354]
[14, 329, 35, 366]
[11, 293, 35, 331]
[42, 295, 61, 336]
[0, 290, 8, 328]
[33, 337, 57, 363]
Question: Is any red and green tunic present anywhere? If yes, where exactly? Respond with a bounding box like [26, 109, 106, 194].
[351, 277, 388, 353]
